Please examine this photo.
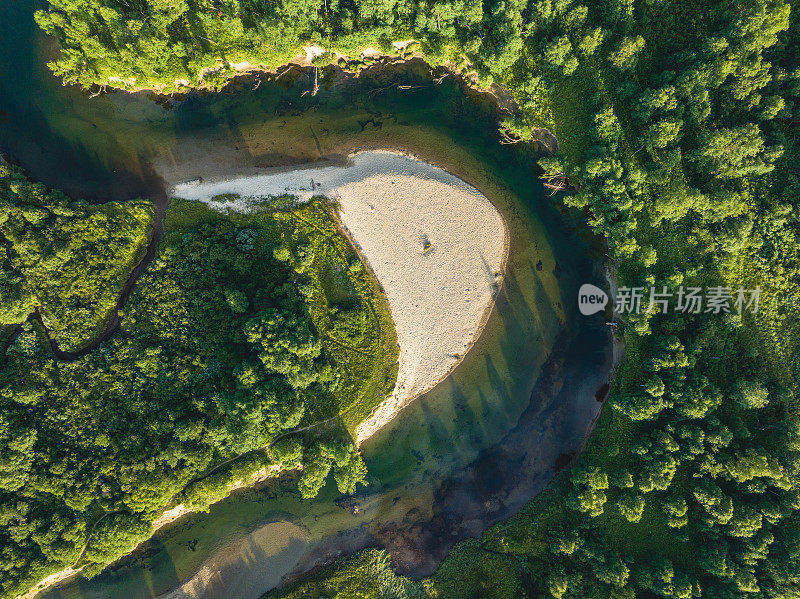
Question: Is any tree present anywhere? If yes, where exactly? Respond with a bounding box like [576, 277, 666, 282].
[545, 35, 579, 75]
[613, 393, 667, 421]
[548, 569, 569, 598]
[245, 309, 322, 390]
[617, 492, 645, 522]
[691, 125, 781, 179]
[299, 448, 334, 499]
[608, 36, 644, 70]
[271, 437, 304, 469]
[577, 27, 604, 56]
[662, 497, 688, 528]
[610, 469, 634, 489]
[82, 512, 153, 564]
[570, 466, 609, 517]
[333, 449, 368, 495]
[732, 380, 769, 409]
[224, 288, 249, 313]
[643, 119, 682, 152]
[693, 478, 734, 525]
[0, 416, 37, 492]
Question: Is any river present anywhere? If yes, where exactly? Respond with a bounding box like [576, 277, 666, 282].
[0, 2, 615, 598]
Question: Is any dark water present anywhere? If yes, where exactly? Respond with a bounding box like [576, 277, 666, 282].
[0, 1, 163, 201]
[1, 3, 615, 598]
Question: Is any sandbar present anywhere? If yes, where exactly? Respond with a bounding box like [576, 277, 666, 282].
[171, 150, 508, 444]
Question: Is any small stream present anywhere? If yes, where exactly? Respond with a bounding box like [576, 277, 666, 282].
[0, 3, 616, 598]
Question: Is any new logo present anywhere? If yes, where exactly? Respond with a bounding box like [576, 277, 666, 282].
[578, 284, 608, 316]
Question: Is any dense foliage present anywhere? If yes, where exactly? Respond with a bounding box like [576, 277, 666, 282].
[0, 159, 152, 351]
[268, 548, 424, 598]
[34, 0, 531, 92]
[32, 0, 800, 597]
[0, 193, 396, 598]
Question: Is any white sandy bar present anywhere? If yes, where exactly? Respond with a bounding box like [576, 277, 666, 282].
[171, 151, 508, 444]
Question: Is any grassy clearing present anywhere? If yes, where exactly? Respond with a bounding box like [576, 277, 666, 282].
[543, 63, 596, 167]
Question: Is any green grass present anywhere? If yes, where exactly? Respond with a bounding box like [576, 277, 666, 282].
[544, 61, 596, 167]
[210, 192, 242, 203]
[163, 198, 222, 231]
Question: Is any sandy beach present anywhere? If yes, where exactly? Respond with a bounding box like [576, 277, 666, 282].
[171, 150, 509, 444]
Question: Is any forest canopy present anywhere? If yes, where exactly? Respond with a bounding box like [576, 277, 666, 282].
[0, 186, 397, 598]
[34, 0, 531, 92]
[0, 159, 152, 352]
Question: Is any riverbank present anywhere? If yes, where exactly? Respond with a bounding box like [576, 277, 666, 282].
[43, 30, 563, 158]
[81, 41, 425, 95]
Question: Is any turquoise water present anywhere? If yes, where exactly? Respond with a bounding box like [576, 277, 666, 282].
[0, 3, 612, 598]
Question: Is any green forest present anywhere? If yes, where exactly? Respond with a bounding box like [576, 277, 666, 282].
[14, 0, 800, 597]
[0, 167, 397, 597]
[0, 158, 153, 352]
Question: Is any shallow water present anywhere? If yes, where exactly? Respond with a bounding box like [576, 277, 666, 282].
[0, 3, 612, 598]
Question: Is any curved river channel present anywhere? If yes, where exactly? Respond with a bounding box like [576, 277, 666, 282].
[0, 2, 617, 598]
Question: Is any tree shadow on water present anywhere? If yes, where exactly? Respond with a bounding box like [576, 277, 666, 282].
[38, 537, 179, 599]
[484, 354, 513, 414]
